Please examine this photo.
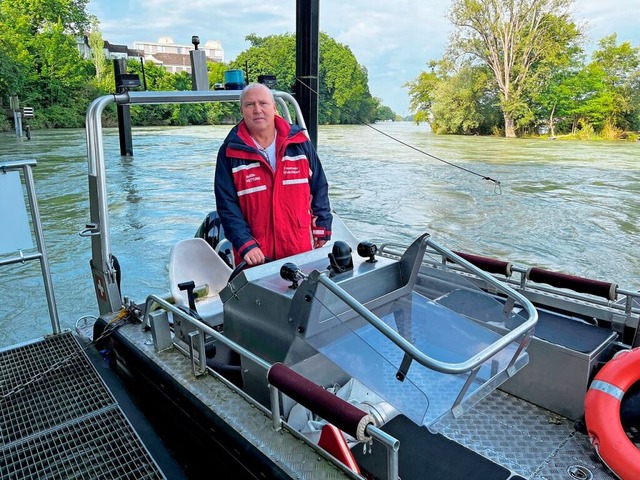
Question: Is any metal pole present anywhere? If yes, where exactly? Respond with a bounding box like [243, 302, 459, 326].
[114, 59, 134, 156]
[23, 163, 61, 333]
[295, 0, 319, 148]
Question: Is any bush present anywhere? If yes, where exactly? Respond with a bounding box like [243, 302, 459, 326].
[625, 131, 639, 142]
[600, 121, 622, 140]
[576, 123, 595, 140]
[0, 115, 12, 132]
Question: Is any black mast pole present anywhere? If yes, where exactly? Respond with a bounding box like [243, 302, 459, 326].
[295, 0, 319, 148]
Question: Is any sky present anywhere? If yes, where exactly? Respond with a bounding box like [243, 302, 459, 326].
[86, 0, 640, 116]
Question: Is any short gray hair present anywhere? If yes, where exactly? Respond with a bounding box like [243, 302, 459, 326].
[239, 82, 275, 106]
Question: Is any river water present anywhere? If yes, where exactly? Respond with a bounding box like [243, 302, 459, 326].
[1, 123, 639, 347]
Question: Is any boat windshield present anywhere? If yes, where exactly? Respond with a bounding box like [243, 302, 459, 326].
[300, 271, 529, 427]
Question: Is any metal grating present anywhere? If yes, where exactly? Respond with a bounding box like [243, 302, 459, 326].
[0, 332, 165, 479]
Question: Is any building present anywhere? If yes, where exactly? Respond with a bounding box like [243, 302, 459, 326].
[134, 37, 224, 74]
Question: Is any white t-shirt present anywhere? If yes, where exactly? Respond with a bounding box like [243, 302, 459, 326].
[253, 135, 277, 170]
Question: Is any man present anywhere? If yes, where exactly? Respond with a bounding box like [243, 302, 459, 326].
[214, 82, 332, 267]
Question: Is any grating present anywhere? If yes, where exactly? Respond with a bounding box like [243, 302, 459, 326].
[0, 332, 165, 479]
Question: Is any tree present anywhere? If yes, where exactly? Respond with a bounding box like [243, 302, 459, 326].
[0, 0, 94, 126]
[207, 61, 227, 87]
[319, 33, 378, 124]
[375, 104, 396, 122]
[0, 0, 91, 35]
[447, 0, 582, 137]
[88, 25, 108, 89]
[429, 64, 501, 134]
[234, 33, 297, 91]
[406, 60, 449, 125]
[591, 34, 640, 131]
[234, 32, 382, 125]
[31, 21, 87, 105]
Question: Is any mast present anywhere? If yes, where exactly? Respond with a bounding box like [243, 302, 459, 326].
[295, 0, 319, 148]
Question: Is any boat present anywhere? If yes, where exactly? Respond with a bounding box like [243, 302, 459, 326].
[82, 88, 640, 480]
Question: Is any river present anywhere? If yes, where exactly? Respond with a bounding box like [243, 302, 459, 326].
[1, 123, 639, 347]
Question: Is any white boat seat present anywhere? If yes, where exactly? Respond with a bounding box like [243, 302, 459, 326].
[168, 237, 232, 327]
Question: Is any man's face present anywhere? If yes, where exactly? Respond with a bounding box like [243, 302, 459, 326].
[240, 86, 277, 135]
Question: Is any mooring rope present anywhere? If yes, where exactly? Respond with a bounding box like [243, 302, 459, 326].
[294, 77, 503, 193]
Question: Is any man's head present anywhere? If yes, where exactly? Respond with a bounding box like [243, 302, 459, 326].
[240, 83, 277, 137]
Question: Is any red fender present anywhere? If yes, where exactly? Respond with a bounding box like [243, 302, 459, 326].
[584, 347, 640, 480]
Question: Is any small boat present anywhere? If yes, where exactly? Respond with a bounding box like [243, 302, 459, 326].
[83, 89, 640, 480]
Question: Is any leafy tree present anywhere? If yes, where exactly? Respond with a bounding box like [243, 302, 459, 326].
[88, 25, 108, 90]
[319, 33, 378, 124]
[375, 104, 396, 122]
[207, 60, 227, 87]
[406, 60, 449, 125]
[429, 64, 500, 134]
[530, 45, 586, 136]
[0, 0, 91, 35]
[233, 33, 296, 91]
[233, 32, 383, 124]
[447, 0, 582, 137]
[591, 34, 640, 131]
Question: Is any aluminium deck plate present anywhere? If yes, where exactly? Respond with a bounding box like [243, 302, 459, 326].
[114, 319, 356, 480]
[0, 332, 165, 480]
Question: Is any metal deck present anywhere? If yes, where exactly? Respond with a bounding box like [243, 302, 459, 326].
[0, 332, 165, 480]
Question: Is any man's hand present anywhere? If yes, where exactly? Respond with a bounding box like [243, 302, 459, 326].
[314, 239, 327, 249]
[243, 247, 266, 266]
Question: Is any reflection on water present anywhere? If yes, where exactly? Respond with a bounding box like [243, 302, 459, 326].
[1, 124, 639, 346]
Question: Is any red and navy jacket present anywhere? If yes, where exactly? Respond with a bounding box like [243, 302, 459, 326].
[214, 116, 332, 263]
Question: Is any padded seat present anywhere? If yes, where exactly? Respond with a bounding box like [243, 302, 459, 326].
[168, 237, 232, 326]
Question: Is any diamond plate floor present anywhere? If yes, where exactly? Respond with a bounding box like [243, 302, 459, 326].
[0, 332, 166, 480]
[432, 389, 617, 480]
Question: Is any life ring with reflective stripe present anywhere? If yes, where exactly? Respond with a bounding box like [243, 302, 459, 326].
[584, 347, 640, 480]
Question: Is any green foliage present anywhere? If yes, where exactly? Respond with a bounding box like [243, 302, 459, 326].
[207, 61, 227, 87]
[409, 0, 640, 138]
[590, 34, 640, 131]
[625, 132, 639, 142]
[234, 32, 385, 124]
[0, 0, 393, 130]
[446, 0, 583, 137]
[0, 0, 91, 35]
[319, 33, 377, 124]
[88, 26, 109, 90]
[375, 104, 396, 122]
[429, 64, 501, 135]
[234, 33, 297, 91]
[0, 115, 12, 132]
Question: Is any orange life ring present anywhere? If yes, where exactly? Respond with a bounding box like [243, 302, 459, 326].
[584, 347, 640, 480]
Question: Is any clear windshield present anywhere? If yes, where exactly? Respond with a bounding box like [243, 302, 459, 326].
[302, 271, 529, 427]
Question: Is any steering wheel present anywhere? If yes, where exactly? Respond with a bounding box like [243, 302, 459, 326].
[228, 257, 274, 282]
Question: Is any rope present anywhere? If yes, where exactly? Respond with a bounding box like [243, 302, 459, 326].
[294, 77, 502, 191]
[0, 305, 139, 403]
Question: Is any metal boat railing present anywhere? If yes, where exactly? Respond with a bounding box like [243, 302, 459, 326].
[313, 235, 538, 376]
[141, 294, 400, 480]
[0, 159, 60, 337]
[138, 230, 538, 477]
[379, 242, 640, 346]
[84, 90, 306, 316]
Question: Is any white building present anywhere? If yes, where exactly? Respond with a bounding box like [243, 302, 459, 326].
[134, 36, 224, 74]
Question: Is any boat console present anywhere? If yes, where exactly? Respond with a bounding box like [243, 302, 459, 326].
[218, 232, 537, 428]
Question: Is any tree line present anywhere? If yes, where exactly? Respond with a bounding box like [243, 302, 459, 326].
[406, 0, 640, 139]
[0, 0, 395, 132]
